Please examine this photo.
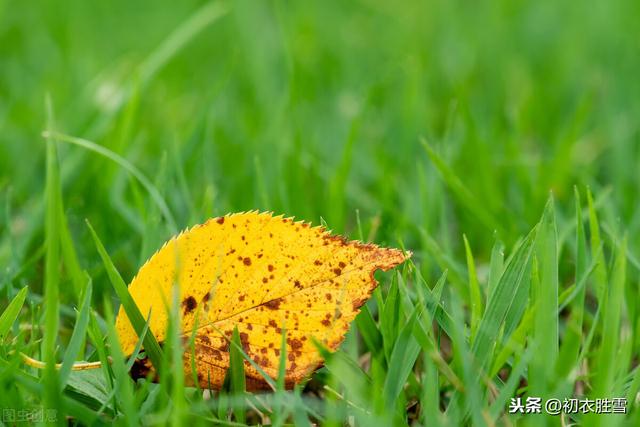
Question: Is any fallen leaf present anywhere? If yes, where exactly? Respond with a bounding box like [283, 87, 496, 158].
[116, 212, 410, 390]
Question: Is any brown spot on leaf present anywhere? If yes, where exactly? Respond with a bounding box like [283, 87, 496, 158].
[115, 211, 411, 391]
[239, 332, 250, 352]
[130, 356, 153, 380]
[182, 296, 197, 314]
[289, 338, 303, 351]
[352, 297, 367, 310]
[264, 298, 282, 310]
[197, 345, 224, 361]
[323, 234, 348, 246]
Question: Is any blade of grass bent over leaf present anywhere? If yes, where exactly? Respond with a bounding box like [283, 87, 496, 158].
[230, 326, 247, 424]
[86, 219, 163, 371]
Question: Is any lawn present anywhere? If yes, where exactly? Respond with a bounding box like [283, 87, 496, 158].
[1, 0, 639, 425]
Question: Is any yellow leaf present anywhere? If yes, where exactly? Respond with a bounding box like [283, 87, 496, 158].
[116, 212, 410, 390]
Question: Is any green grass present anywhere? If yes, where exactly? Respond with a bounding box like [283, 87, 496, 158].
[1, 0, 639, 425]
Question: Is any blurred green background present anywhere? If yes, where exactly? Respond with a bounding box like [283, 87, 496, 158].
[0, 0, 639, 423]
[2, 0, 639, 268]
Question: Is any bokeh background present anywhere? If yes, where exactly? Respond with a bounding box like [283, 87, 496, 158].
[2, 0, 639, 270]
[1, 0, 639, 423]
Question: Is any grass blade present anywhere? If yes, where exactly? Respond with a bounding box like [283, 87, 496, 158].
[43, 97, 62, 416]
[355, 304, 383, 359]
[446, 224, 536, 419]
[138, 1, 229, 85]
[463, 234, 482, 342]
[557, 187, 589, 378]
[487, 237, 504, 298]
[48, 132, 178, 234]
[473, 226, 536, 373]
[587, 187, 608, 300]
[86, 219, 163, 371]
[530, 197, 559, 397]
[0, 286, 28, 339]
[489, 347, 533, 419]
[230, 326, 247, 424]
[382, 307, 421, 405]
[59, 279, 93, 389]
[592, 236, 627, 397]
[422, 139, 503, 235]
[103, 295, 138, 426]
[43, 97, 85, 302]
[87, 310, 116, 409]
[448, 291, 485, 426]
